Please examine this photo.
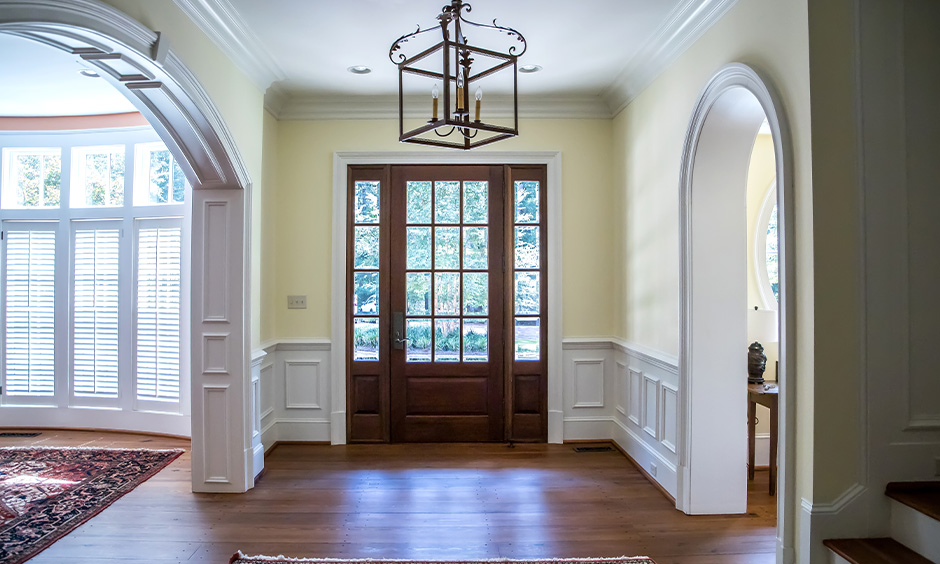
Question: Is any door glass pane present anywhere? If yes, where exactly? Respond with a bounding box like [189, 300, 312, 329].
[434, 272, 460, 315]
[463, 181, 487, 224]
[514, 272, 540, 315]
[354, 181, 380, 223]
[463, 227, 487, 270]
[354, 272, 379, 315]
[463, 273, 488, 316]
[515, 226, 539, 269]
[435, 227, 459, 269]
[463, 319, 488, 362]
[407, 227, 431, 269]
[514, 180, 539, 223]
[354, 317, 379, 361]
[514, 317, 540, 361]
[406, 272, 431, 315]
[406, 318, 432, 362]
[407, 181, 431, 224]
[434, 318, 460, 362]
[354, 226, 379, 268]
[435, 181, 460, 223]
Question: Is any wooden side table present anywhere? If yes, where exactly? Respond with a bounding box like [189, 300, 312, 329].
[748, 383, 778, 496]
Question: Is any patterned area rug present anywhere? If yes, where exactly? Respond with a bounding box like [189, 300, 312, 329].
[231, 556, 656, 564]
[0, 446, 183, 564]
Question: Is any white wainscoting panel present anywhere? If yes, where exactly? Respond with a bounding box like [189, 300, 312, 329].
[612, 340, 680, 499]
[616, 361, 628, 416]
[261, 340, 332, 446]
[285, 361, 322, 409]
[203, 334, 229, 374]
[628, 368, 642, 425]
[661, 382, 678, 453]
[573, 359, 605, 408]
[643, 375, 661, 440]
[249, 349, 266, 480]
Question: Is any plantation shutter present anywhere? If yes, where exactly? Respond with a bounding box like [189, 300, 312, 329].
[4, 227, 56, 396]
[135, 220, 182, 402]
[72, 225, 120, 398]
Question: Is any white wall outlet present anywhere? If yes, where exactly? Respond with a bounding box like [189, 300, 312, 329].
[650, 462, 658, 477]
[287, 295, 307, 309]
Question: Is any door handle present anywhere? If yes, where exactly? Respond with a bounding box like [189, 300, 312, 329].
[392, 312, 408, 349]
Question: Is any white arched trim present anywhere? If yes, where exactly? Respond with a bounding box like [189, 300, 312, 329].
[678, 63, 796, 563]
[0, 0, 256, 493]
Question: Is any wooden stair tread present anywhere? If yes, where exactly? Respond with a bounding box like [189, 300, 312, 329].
[886, 481, 940, 522]
[824, 538, 933, 564]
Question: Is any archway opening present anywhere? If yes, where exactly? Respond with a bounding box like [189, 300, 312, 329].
[679, 64, 794, 560]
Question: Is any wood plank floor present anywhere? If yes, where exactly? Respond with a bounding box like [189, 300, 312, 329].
[1, 430, 777, 564]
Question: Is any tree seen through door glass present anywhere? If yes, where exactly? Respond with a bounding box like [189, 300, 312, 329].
[463, 319, 488, 362]
[463, 227, 487, 269]
[406, 181, 431, 223]
[515, 226, 539, 269]
[463, 181, 487, 223]
[515, 181, 539, 223]
[406, 318, 432, 362]
[354, 226, 379, 268]
[463, 273, 488, 316]
[406, 272, 431, 315]
[435, 181, 460, 223]
[435, 227, 460, 269]
[407, 227, 431, 269]
[434, 272, 460, 316]
[355, 181, 380, 223]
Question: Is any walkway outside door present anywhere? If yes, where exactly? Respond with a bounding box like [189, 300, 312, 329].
[346, 164, 547, 443]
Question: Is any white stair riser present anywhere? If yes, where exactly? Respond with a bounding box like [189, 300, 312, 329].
[890, 498, 940, 562]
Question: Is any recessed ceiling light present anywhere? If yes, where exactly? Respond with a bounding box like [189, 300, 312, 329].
[519, 64, 542, 73]
[347, 65, 372, 75]
[78, 69, 100, 78]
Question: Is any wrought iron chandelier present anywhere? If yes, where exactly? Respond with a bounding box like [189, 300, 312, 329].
[389, 0, 527, 150]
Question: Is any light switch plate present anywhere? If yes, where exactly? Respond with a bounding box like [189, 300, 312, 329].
[287, 295, 307, 309]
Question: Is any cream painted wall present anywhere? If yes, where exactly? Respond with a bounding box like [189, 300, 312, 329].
[610, 0, 817, 545]
[272, 118, 615, 340]
[99, 0, 266, 348]
[260, 111, 279, 344]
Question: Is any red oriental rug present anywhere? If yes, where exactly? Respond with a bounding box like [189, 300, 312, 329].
[231, 556, 657, 564]
[0, 446, 183, 564]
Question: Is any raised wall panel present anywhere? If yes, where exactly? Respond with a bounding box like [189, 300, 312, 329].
[284, 361, 321, 409]
[260, 363, 274, 419]
[661, 382, 678, 453]
[203, 385, 230, 483]
[201, 201, 229, 322]
[616, 361, 628, 415]
[573, 359, 605, 408]
[202, 334, 229, 374]
[628, 368, 642, 425]
[643, 375, 660, 439]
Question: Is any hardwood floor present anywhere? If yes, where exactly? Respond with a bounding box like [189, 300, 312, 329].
[1, 430, 777, 564]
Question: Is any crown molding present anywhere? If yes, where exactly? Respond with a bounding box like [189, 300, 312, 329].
[268, 93, 612, 121]
[602, 0, 739, 116]
[172, 0, 284, 92]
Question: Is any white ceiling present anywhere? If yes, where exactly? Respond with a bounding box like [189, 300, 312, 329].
[0, 33, 137, 117]
[0, 0, 738, 118]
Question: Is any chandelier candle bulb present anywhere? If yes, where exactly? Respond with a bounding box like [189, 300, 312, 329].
[431, 83, 439, 121]
[475, 86, 482, 121]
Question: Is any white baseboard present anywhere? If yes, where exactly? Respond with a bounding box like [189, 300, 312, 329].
[274, 419, 331, 442]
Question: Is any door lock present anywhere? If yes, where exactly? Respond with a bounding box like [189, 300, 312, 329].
[392, 312, 409, 349]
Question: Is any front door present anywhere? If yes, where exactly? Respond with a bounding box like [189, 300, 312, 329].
[346, 164, 547, 443]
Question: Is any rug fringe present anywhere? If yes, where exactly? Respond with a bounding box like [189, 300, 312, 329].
[230, 555, 654, 564]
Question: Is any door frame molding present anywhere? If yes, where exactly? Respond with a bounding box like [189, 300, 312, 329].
[331, 151, 563, 444]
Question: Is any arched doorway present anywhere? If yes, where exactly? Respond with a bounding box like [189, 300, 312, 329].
[0, 0, 256, 493]
[677, 63, 796, 560]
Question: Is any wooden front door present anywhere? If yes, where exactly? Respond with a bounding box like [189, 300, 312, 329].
[388, 165, 505, 442]
[346, 164, 547, 443]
